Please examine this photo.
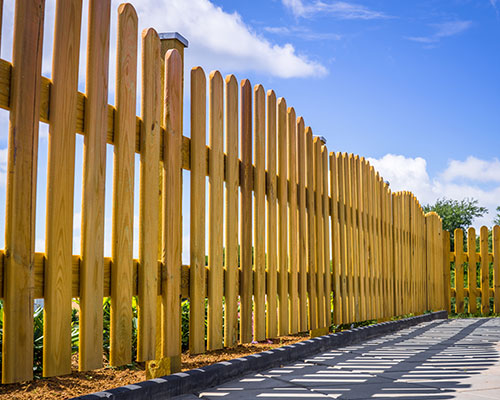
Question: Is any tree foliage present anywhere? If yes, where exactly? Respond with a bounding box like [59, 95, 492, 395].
[423, 197, 488, 234]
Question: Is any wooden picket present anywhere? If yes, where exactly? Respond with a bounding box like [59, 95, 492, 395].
[0, 0, 459, 384]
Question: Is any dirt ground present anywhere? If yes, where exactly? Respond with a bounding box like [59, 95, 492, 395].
[0, 334, 310, 399]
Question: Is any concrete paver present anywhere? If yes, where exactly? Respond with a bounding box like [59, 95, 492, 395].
[173, 318, 500, 399]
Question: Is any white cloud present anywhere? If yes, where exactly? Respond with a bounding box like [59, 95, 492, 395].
[407, 20, 472, 44]
[264, 26, 342, 41]
[367, 153, 500, 228]
[133, 0, 327, 78]
[441, 156, 500, 183]
[282, 0, 390, 20]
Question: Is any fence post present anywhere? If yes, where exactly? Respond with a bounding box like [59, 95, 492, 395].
[2, 0, 45, 384]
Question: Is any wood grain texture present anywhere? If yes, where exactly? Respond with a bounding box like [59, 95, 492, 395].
[355, 157, 366, 321]
[330, 153, 341, 325]
[344, 155, 354, 322]
[306, 129, 317, 330]
[443, 230, 451, 313]
[468, 227, 477, 314]
[253, 85, 266, 341]
[337, 153, 347, 324]
[314, 138, 325, 327]
[240, 79, 253, 343]
[224, 75, 239, 347]
[266, 90, 278, 338]
[79, 0, 110, 372]
[480, 226, 490, 315]
[207, 71, 224, 350]
[190, 67, 207, 354]
[43, 0, 82, 378]
[2, 0, 45, 383]
[288, 107, 299, 334]
[138, 28, 161, 363]
[455, 228, 465, 314]
[110, 3, 138, 367]
[277, 98, 289, 336]
[161, 49, 183, 369]
[322, 147, 331, 327]
[297, 118, 308, 331]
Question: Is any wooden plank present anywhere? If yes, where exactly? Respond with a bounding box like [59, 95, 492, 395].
[330, 153, 341, 325]
[288, 107, 299, 334]
[350, 155, 360, 322]
[110, 3, 138, 367]
[2, 0, 45, 383]
[344, 155, 354, 322]
[375, 174, 383, 319]
[277, 98, 289, 335]
[224, 75, 239, 347]
[240, 79, 253, 343]
[253, 84, 266, 341]
[314, 138, 325, 327]
[443, 230, 451, 314]
[467, 228, 477, 314]
[337, 153, 348, 324]
[435, 215, 444, 311]
[393, 193, 400, 316]
[190, 67, 207, 354]
[207, 71, 224, 350]
[43, 0, 82, 377]
[322, 147, 331, 328]
[357, 158, 367, 321]
[425, 213, 435, 310]
[265, 90, 278, 338]
[161, 49, 183, 368]
[455, 228, 465, 314]
[306, 130, 317, 329]
[480, 226, 490, 315]
[79, 0, 110, 372]
[297, 118, 308, 332]
[493, 226, 500, 313]
[138, 28, 161, 363]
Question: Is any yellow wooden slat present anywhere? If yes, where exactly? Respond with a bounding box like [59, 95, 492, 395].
[240, 79, 253, 343]
[356, 157, 367, 321]
[190, 67, 207, 354]
[314, 138, 325, 327]
[344, 154, 354, 323]
[207, 71, 224, 350]
[493, 226, 500, 313]
[306, 130, 317, 329]
[351, 155, 360, 322]
[443, 230, 451, 313]
[253, 84, 266, 341]
[322, 147, 331, 328]
[224, 75, 239, 347]
[137, 28, 161, 364]
[2, 0, 45, 384]
[288, 107, 299, 334]
[161, 49, 183, 369]
[455, 228, 465, 314]
[79, 0, 110, 372]
[265, 90, 278, 338]
[467, 227, 477, 314]
[297, 118, 308, 332]
[277, 98, 289, 336]
[337, 153, 348, 324]
[330, 153, 341, 325]
[110, 4, 138, 367]
[43, 0, 83, 378]
[480, 226, 490, 315]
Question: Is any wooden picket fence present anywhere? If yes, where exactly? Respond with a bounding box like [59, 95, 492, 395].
[447, 226, 500, 315]
[0, 0, 449, 384]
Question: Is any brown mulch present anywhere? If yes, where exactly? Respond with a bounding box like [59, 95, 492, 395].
[0, 334, 310, 399]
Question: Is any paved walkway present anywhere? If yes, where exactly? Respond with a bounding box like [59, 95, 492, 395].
[174, 318, 500, 399]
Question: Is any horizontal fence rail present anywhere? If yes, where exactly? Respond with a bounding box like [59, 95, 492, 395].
[0, 0, 448, 384]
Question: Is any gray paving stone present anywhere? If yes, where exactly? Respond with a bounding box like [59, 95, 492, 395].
[173, 318, 500, 399]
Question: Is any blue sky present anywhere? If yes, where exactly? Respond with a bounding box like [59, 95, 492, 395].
[0, 0, 499, 259]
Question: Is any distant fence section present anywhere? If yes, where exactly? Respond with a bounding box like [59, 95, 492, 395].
[447, 226, 500, 315]
[0, 0, 449, 384]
